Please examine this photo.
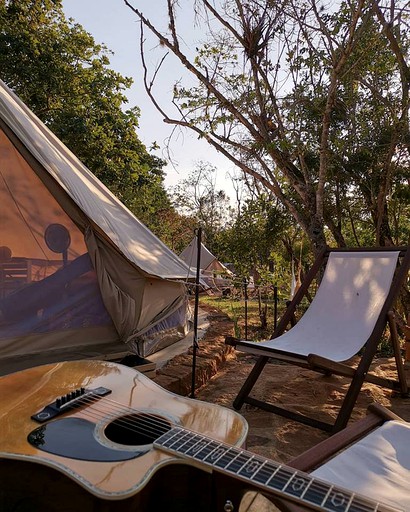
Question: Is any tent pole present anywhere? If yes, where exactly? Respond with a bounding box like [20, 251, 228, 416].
[190, 227, 202, 398]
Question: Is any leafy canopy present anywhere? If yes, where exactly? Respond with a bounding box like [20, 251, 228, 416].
[0, 0, 169, 226]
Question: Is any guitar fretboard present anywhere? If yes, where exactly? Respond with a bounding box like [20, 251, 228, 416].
[155, 427, 402, 512]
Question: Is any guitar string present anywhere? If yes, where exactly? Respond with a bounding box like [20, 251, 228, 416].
[54, 395, 314, 481]
[70, 394, 173, 435]
[52, 397, 344, 508]
[36, 390, 395, 512]
[40, 394, 380, 512]
[51, 398, 384, 512]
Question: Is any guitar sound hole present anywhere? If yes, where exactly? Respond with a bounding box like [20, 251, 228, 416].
[104, 413, 172, 446]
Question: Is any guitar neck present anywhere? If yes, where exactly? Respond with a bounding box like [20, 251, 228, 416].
[155, 427, 401, 512]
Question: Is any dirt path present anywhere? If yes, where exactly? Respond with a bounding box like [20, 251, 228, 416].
[196, 351, 410, 462]
[156, 305, 410, 463]
[154, 306, 410, 511]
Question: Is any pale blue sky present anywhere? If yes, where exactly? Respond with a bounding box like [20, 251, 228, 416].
[62, 0, 236, 196]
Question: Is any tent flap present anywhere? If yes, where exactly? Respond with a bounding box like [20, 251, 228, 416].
[0, 79, 192, 371]
[128, 296, 192, 357]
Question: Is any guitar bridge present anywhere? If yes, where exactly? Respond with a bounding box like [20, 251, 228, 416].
[31, 386, 111, 423]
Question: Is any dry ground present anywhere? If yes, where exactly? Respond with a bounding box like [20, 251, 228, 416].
[196, 351, 410, 462]
[156, 305, 410, 462]
[154, 305, 410, 510]
[196, 354, 410, 511]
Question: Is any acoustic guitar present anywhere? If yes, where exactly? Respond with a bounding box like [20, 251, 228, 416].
[0, 360, 401, 512]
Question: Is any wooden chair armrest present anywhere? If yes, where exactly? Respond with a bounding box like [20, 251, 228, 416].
[225, 336, 240, 346]
[289, 404, 397, 473]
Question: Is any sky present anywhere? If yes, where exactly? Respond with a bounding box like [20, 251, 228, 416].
[62, 0, 237, 198]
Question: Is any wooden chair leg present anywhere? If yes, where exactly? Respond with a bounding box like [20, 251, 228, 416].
[332, 360, 370, 433]
[233, 355, 269, 410]
[404, 313, 410, 362]
[388, 310, 408, 396]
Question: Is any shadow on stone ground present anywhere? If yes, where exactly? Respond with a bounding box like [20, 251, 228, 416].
[153, 306, 410, 511]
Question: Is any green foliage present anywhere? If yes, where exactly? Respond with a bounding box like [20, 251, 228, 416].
[147, 207, 197, 255]
[200, 294, 288, 341]
[133, 0, 410, 250]
[170, 162, 234, 251]
[219, 195, 289, 277]
[282, 4, 410, 246]
[0, 0, 169, 228]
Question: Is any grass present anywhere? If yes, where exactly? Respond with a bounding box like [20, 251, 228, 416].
[199, 294, 288, 341]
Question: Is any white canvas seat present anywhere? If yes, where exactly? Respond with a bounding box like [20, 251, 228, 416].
[227, 247, 410, 433]
[237, 252, 399, 361]
[279, 404, 410, 512]
[312, 420, 410, 509]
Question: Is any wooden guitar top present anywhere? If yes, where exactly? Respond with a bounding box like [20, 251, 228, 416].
[0, 360, 248, 499]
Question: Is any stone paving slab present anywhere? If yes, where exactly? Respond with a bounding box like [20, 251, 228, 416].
[151, 307, 410, 512]
[153, 308, 235, 396]
[151, 308, 280, 511]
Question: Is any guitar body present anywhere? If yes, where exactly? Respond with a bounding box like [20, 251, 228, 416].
[0, 360, 248, 512]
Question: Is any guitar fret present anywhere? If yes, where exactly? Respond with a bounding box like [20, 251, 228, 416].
[155, 429, 403, 512]
[187, 439, 219, 460]
[213, 447, 241, 469]
[283, 471, 313, 499]
[238, 455, 265, 478]
[265, 463, 282, 485]
[248, 459, 268, 480]
[177, 434, 205, 454]
[282, 470, 297, 492]
[343, 492, 355, 511]
[225, 451, 250, 473]
[299, 475, 313, 499]
[267, 466, 297, 491]
[165, 430, 193, 451]
[322, 487, 352, 511]
[156, 427, 183, 447]
[376, 504, 401, 512]
[303, 478, 334, 508]
[347, 496, 378, 512]
[251, 460, 281, 485]
[186, 438, 212, 460]
[320, 484, 334, 508]
[203, 444, 226, 463]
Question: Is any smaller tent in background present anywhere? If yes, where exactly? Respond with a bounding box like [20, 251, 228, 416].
[179, 238, 234, 292]
[0, 79, 193, 375]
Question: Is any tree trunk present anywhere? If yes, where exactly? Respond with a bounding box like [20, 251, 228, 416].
[306, 214, 328, 255]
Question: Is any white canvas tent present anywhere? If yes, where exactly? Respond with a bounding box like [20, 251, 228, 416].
[179, 239, 233, 291]
[0, 79, 193, 375]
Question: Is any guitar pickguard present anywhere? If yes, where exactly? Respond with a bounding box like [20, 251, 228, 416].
[28, 417, 144, 462]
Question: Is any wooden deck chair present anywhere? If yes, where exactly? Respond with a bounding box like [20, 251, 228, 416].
[277, 403, 410, 511]
[226, 247, 410, 433]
